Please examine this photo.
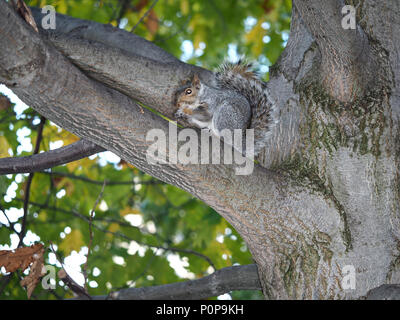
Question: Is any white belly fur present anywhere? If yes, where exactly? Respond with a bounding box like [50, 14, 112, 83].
[189, 118, 220, 138]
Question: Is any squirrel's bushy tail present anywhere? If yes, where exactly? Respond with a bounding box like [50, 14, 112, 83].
[216, 59, 275, 155]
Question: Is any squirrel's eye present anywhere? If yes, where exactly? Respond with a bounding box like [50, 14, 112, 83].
[185, 89, 192, 95]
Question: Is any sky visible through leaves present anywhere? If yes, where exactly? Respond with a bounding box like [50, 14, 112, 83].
[0, 0, 291, 300]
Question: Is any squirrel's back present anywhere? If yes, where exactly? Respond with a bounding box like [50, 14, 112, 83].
[216, 60, 275, 154]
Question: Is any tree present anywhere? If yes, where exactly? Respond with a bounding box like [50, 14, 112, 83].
[0, 0, 399, 300]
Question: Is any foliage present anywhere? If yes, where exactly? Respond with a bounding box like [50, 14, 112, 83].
[0, 0, 290, 299]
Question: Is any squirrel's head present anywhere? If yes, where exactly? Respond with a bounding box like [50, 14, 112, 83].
[174, 74, 212, 123]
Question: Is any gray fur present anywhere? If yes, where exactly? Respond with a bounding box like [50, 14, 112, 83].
[201, 87, 252, 133]
[216, 60, 275, 155]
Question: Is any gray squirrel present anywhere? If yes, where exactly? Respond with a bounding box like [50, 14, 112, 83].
[174, 60, 275, 155]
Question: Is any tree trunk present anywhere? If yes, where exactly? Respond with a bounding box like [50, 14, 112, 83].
[0, 0, 399, 299]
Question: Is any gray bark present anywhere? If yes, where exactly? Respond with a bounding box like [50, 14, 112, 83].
[366, 284, 400, 300]
[76, 264, 261, 300]
[1, 0, 400, 299]
[0, 139, 104, 174]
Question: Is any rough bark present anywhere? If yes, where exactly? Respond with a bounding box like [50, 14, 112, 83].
[76, 264, 261, 300]
[0, 0, 400, 299]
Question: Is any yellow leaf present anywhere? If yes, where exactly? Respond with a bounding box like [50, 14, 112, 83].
[66, 160, 78, 172]
[109, 20, 118, 27]
[56, 179, 74, 196]
[37, 210, 47, 222]
[66, 160, 79, 172]
[120, 160, 136, 170]
[59, 230, 84, 255]
[106, 223, 120, 240]
[57, 2, 68, 14]
[192, 2, 201, 12]
[41, 125, 58, 141]
[266, 9, 279, 23]
[189, 13, 207, 32]
[181, 0, 189, 15]
[193, 28, 205, 49]
[245, 18, 266, 57]
[108, 223, 120, 233]
[215, 219, 229, 234]
[0, 136, 11, 157]
[145, 33, 155, 41]
[61, 131, 79, 145]
[120, 207, 141, 217]
[66, 156, 95, 173]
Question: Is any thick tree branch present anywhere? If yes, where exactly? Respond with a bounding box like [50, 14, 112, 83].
[0, 139, 104, 174]
[30, 7, 179, 64]
[80, 264, 261, 300]
[359, 0, 400, 115]
[366, 285, 400, 300]
[274, 5, 313, 81]
[40, 32, 209, 119]
[30, 9, 212, 120]
[293, 0, 363, 57]
[293, 0, 377, 102]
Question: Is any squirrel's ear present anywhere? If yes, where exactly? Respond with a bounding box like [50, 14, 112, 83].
[192, 74, 200, 87]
